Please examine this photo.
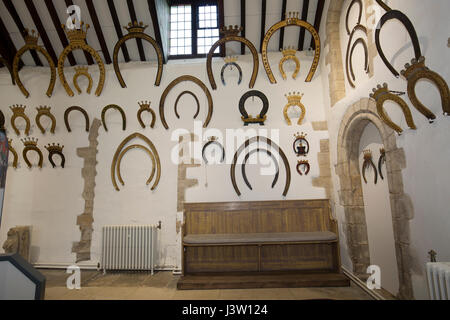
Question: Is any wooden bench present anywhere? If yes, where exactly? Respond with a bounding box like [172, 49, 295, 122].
[179, 200, 347, 289]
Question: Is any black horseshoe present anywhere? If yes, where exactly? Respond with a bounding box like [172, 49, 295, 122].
[378, 149, 386, 180]
[296, 161, 310, 176]
[174, 91, 200, 119]
[64, 106, 90, 133]
[46, 147, 65, 168]
[349, 37, 369, 81]
[241, 148, 279, 190]
[202, 140, 225, 164]
[293, 137, 310, 156]
[362, 156, 378, 184]
[220, 62, 243, 86]
[239, 90, 269, 126]
[345, 0, 363, 35]
[101, 104, 126, 132]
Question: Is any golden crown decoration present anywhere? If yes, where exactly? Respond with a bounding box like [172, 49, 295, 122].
[23, 29, 39, 46]
[36, 105, 52, 114]
[138, 101, 152, 110]
[21, 137, 38, 147]
[45, 143, 64, 153]
[298, 159, 309, 165]
[220, 25, 242, 37]
[281, 46, 297, 57]
[294, 132, 307, 140]
[285, 92, 304, 104]
[62, 20, 90, 43]
[400, 56, 427, 79]
[363, 149, 373, 160]
[124, 21, 148, 34]
[224, 56, 238, 64]
[9, 104, 27, 114]
[369, 83, 389, 100]
[286, 12, 300, 24]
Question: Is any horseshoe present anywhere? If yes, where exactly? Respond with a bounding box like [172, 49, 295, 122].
[21, 137, 43, 169]
[101, 104, 126, 132]
[345, 24, 368, 88]
[73, 67, 93, 94]
[45, 143, 65, 168]
[378, 148, 386, 180]
[137, 101, 156, 129]
[174, 91, 200, 120]
[202, 139, 225, 164]
[117, 144, 156, 187]
[283, 92, 306, 126]
[241, 148, 279, 190]
[362, 150, 378, 184]
[64, 106, 90, 133]
[9, 105, 31, 136]
[35, 106, 56, 134]
[349, 38, 369, 81]
[7, 139, 18, 169]
[220, 62, 243, 86]
[239, 90, 269, 126]
[296, 160, 310, 176]
[279, 50, 301, 80]
[345, 0, 363, 35]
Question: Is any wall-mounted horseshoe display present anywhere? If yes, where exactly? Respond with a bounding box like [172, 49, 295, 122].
[7, 139, 18, 169]
[45, 143, 65, 168]
[137, 101, 156, 129]
[220, 56, 243, 86]
[35, 106, 56, 134]
[113, 21, 163, 88]
[401, 57, 449, 118]
[160, 75, 213, 129]
[0, 56, 15, 85]
[345, 0, 363, 35]
[378, 148, 386, 180]
[21, 137, 43, 169]
[239, 90, 269, 126]
[362, 150, 378, 184]
[241, 148, 279, 190]
[206, 26, 258, 90]
[231, 136, 291, 197]
[296, 160, 310, 176]
[279, 46, 301, 80]
[174, 91, 200, 120]
[202, 137, 225, 164]
[370, 83, 416, 134]
[284, 92, 306, 125]
[116, 144, 156, 188]
[64, 106, 90, 133]
[111, 132, 161, 191]
[262, 12, 320, 83]
[349, 38, 369, 81]
[58, 21, 105, 97]
[13, 29, 56, 98]
[293, 132, 309, 157]
[73, 66, 93, 95]
[101, 104, 126, 132]
[345, 24, 369, 88]
[9, 105, 31, 136]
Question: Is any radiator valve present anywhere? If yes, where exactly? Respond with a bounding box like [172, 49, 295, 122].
[428, 249, 437, 262]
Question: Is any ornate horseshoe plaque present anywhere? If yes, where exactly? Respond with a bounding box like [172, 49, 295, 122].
[262, 12, 320, 83]
[345, 0, 363, 35]
[401, 57, 449, 118]
[117, 144, 156, 187]
[174, 91, 200, 120]
[21, 137, 43, 169]
[284, 92, 306, 126]
[111, 132, 161, 191]
[202, 137, 225, 164]
[220, 56, 243, 86]
[9, 104, 30, 136]
[73, 66, 93, 94]
[58, 21, 105, 97]
[293, 132, 309, 157]
[362, 150, 378, 184]
[35, 106, 56, 134]
[241, 148, 279, 190]
[7, 139, 18, 168]
[159, 75, 213, 129]
[378, 148, 386, 180]
[370, 83, 416, 134]
[206, 25, 259, 90]
[345, 24, 369, 88]
[13, 29, 56, 98]
[137, 101, 156, 129]
[296, 160, 310, 176]
[101, 104, 126, 132]
[45, 143, 65, 168]
[231, 136, 291, 197]
[239, 90, 269, 126]
[113, 21, 163, 88]
[0, 56, 15, 85]
[64, 106, 90, 133]
[279, 46, 301, 80]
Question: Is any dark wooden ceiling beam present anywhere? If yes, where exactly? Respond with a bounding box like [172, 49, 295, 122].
[85, 0, 112, 64]
[2, 0, 42, 66]
[64, 0, 94, 65]
[240, 0, 246, 55]
[218, 0, 225, 57]
[44, 0, 76, 66]
[260, 0, 266, 53]
[107, 0, 130, 62]
[127, 0, 146, 61]
[24, 0, 58, 65]
[278, 0, 287, 50]
[0, 14, 23, 68]
[147, 0, 166, 62]
[298, 0, 309, 50]
[310, 0, 325, 50]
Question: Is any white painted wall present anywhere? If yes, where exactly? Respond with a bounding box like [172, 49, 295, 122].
[0, 50, 329, 270]
[324, 0, 450, 299]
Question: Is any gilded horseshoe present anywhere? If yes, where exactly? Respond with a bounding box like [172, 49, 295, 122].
[35, 106, 56, 134]
[231, 136, 291, 197]
[262, 13, 320, 83]
[117, 144, 156, 187]
[202, 139, 225, 164]
[241, 148, 279, 190]
[137, 101, 156, 129]
[9, 105, 31, 136]
[73, 67, 93, 94]
[13, 30, 56, 98]
[101, 104, 126, 132]
[64, 106, 90, 133]
[283, 93, 306, 126]
[220, 62, 243, 86]
[345, 0, 363, 35]
[21, 137, 43, 169]
[159, 75, 213, 129]
[45, 143, 65, 168]
[279, 54, 301, 80]
[7, 139, 18, 169]
[345, 24, 368, 88]
[174, 91, 200, 119]
[0, 56, 15, 85]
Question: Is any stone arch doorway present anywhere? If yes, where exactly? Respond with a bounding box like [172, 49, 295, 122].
[335, 98, 414, 299]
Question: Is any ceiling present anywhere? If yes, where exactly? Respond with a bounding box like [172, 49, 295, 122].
[0, 0, 325, 67]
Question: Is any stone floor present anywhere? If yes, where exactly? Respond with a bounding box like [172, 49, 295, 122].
[41, 269, 374, 300]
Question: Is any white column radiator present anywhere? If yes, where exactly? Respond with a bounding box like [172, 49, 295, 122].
[427, 262, 450, 300]
[101, 225, 159, 274]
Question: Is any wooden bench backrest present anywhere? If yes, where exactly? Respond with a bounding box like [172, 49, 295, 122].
[183, 199, 332, 235]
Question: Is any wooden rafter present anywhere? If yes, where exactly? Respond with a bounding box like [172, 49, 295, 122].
[107, 0, 130, 62]
[278, 0, 287, 50]
[310, 0, 325, 50]
[0, 14, 22, 68]
[147, 0, 166, 63]
[240, 0, 246, 55]
[218, 0, 225, 57]
[127, 0, 146, 61]
[260, 0, 266, 53]
[298, 0, 309, 50]
[85, 0, 112, 64]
